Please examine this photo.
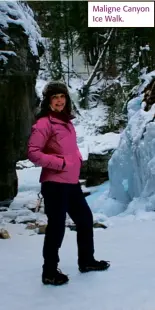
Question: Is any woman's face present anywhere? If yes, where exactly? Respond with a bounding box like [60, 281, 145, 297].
[50, 93, 66, 112]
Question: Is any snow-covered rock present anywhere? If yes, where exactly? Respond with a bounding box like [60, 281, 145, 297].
[0, 1, 43, 58]
[15, 214, 37, 224]
[0, 1, 44, 206]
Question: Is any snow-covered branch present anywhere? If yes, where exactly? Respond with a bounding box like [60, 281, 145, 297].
[83, 28, 115, 89]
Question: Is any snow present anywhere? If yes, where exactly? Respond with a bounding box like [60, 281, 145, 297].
[88, 133, 120, 155]
[75, 117, 120, 160]
[1, 213, 155, 310]
[129, 62, 139, 73]
[0, 54, 8, 64]
[0, 50, 17, 64]
[140, 44, 150, 51]
[136, 70, 155, 95]
[0, 50, 16, 56]
[76, 131, 120, 161]
[1, 152, 155, 310]
[0, 1, 43, 56]
[36, 79, 48, 99]
[16, 159, 35, 169]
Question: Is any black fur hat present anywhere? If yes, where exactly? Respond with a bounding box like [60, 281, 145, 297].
[42, 81, 69, 98]
[36, 81, 73, 119]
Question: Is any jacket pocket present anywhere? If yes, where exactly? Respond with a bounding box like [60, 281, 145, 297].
[63, 154, 78, 172]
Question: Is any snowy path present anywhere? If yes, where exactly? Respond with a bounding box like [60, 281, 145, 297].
[1, 218, 155, 310]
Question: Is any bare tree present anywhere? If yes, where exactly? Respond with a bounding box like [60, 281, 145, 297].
[79, 28, 115, 107]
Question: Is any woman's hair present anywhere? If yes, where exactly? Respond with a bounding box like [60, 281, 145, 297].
[36, 81, 72, 120]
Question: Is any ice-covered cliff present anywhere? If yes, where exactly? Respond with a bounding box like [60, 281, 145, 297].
[108, 71, 155, 216]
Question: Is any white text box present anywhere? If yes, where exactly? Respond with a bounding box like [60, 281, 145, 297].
[88, 2, 154, 27]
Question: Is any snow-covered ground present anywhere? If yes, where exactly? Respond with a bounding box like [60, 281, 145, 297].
[1, 205, 155, 310]
[1, 164, 155, 310]
[0, 165, 110, 225]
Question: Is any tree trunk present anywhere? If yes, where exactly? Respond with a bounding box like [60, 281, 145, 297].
[79, 28, 115, 107]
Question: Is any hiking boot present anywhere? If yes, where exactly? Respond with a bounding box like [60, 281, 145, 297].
[42, 269, 69, 285]
[79, 259, 110, 273]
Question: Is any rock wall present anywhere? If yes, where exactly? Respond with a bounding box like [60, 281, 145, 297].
[80, 152, 112, 186]
[0, 2, 44, 205]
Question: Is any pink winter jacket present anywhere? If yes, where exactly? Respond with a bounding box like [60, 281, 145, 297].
[27, 113, 83, 184]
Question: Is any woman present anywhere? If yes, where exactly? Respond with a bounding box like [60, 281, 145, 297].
[27, 81, 110, 286]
